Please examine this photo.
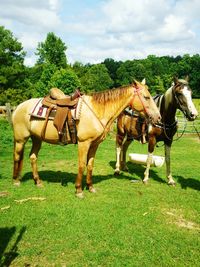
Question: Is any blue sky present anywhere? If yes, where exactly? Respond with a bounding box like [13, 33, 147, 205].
[0, 0, 200, 66]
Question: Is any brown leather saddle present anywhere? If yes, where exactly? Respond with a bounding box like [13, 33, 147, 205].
[41, 88, 81, 144]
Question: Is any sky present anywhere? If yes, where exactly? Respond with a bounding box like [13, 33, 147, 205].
[0, 0, 200, 66]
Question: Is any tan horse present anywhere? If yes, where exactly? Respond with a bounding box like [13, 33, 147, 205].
[12, 80, 161, 198]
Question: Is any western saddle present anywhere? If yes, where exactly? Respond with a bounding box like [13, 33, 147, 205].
[41, 88, 81, 144]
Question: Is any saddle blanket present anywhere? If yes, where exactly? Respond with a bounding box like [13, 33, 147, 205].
[30, 97, 83, 120]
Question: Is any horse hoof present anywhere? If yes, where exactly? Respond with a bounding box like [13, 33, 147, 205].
[36, 182, 43, 188]
[143, 179, 148, 185]
[114, 171, 120, 176]
[76, 192, 84, 199]
[13, 181, 21, 186]
[89, 188, 97, 193]
[168, 181, 176, 186]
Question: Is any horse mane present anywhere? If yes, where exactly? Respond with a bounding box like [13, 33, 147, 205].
[89, 85, 131, 105]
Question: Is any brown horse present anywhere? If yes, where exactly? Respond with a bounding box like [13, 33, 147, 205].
[12, 80, 161, 198]
[115, 77, 198, 185]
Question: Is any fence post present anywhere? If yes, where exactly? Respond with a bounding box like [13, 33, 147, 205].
[6, 103, 12, 124]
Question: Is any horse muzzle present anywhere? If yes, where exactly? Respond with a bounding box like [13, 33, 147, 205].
[148, 112, 162, 125]
[185, 110, 198, 121]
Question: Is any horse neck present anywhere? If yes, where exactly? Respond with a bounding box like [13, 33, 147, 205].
[160, 86, 177, 124]
[89, 87, 133, 127]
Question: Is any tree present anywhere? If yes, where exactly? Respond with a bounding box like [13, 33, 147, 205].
[34, 63, 58, 97]
[72, 61, 91, 79]
[103, 58, 122, 87]
[0, 26, 27, 105]
[116, 60, 147, 86]
[36, 32, 67, 68]
[49, 68, 81, 95]
[80, 64, 114, 92]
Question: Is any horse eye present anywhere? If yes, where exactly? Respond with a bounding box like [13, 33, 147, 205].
[177, 92, 182, 96]
[144, 96, 150, 100]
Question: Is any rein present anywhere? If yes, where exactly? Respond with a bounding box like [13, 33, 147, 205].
[131, 85, 150, 117]
[78, 93, 105, 130]
[173, 87, 188, 118]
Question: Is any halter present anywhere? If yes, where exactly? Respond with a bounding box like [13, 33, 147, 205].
[173, 84, 189, 118]
[130, 84, 150, 117]
[156, 83, 188, 142]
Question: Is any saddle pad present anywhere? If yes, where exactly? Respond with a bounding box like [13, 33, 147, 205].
[30, 97, 83, 120]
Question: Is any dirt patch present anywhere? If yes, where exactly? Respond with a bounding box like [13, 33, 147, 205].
[164, 209, 200, 231]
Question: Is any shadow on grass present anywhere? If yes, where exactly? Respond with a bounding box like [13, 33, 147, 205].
[23, 171, 75, 186]
[109, 160, 166, 184]
[176, 175, 200, 191]
[22, 159, 166, 187]
[0, 226, 26, 267]
[22, 170, 130, 187]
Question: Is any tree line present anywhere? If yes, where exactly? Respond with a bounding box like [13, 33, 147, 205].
[0, 25, 200, 106]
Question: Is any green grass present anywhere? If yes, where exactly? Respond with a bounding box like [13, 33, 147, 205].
[0, 118, 200, 266]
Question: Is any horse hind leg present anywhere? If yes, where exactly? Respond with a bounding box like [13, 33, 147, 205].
[114, 133, 126, 175]
[143, 137, 156, 184]
[29, 136, 43, 186]
[121, 139, 132, 172]
[75, 142, 90, 198]
[13, 141, 26, 186]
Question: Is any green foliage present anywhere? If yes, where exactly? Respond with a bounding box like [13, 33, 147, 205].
[0, 117, 13, 145]
[114, 55, 200, 96]
[72, 61, 91, 78]
[34, 63, 58, 97]
[116, 60, 147, 87]
[80, 64, 114, 92]
[0, 26, 27, 105]
[36, 32, 67, 68]
[103, 58, 122, 87]
[49, 68, 81, 95]
[0, 26, 200, 105]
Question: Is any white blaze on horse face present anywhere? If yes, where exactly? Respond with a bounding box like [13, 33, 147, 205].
[182, 86, 198, 117]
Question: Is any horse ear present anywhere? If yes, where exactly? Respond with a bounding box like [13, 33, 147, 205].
[185, 75, 189, 82]
[141, 78, 146, 85]
[173, 76, 179, 85]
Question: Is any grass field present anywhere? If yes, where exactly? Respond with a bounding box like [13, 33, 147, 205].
[0, 118, 200, 267]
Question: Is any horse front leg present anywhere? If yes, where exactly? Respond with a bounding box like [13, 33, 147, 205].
[75, 141, 90, 198]
[29, 136, 42, 186]
[13, 141, 26, 186]
[143, 153, 153, 184]
[86, 143, 99, 193]
[143, 136, 156, 184]
[114, 133, 125, 175]
[165, 143, 176, 185]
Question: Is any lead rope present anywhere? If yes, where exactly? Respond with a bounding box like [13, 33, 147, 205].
[192, 121, 200, 139]
[156, 113, 187, 147]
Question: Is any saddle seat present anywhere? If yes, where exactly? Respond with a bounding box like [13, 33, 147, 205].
[41, 88, 81, 144]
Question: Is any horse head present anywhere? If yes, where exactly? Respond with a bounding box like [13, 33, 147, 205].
[173, 76, 198, 121]
[130, 79, 161, 125]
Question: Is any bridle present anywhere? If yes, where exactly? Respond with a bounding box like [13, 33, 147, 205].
[130, 84, 151, 119]
[173, 84, 189, 118]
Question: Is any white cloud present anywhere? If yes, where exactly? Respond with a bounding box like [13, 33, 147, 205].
[0, 0, 199, 66]
[0, 0, 61, 31]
